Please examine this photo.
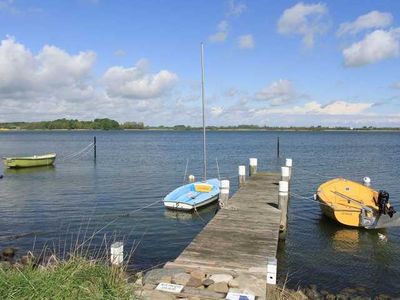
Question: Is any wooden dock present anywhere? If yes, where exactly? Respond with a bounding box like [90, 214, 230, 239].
[164, 172, 282, 299]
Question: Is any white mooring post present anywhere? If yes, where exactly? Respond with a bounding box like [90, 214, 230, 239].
[219, 180, 230, 208]
[281, 166, 290, 182]
[238, 165, 246, 187]
[266, 257, 277, 285]
[285, 158, 292, 180]
[249, 158, 258, 176]
[278, 181, 289, 236]
[188, 174, 195, 183]
[110, 242, 124, 267]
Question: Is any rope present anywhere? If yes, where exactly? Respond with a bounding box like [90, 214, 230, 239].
[183, 159, 189, 185]
[59, 142, 94, 162]
[216, 158, 221, 181]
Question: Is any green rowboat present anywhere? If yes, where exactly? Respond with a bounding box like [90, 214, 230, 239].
[2, 153, 56, 168]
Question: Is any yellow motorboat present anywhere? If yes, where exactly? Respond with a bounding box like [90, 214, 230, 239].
[316, 178, 397, 229]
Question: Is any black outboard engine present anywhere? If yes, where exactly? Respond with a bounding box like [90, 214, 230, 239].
[378, 190, 396, 218]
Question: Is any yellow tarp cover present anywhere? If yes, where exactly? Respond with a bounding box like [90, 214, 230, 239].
[194, 183, 213, 193]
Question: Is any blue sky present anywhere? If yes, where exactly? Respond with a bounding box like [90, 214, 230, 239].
[0, 0, 399, 126]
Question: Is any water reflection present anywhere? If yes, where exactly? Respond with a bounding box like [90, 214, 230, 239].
[4, 165, 56, 175]
[163, 203, 219, 221]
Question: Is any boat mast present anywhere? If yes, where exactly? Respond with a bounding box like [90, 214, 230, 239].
[201, 42, 207, 182]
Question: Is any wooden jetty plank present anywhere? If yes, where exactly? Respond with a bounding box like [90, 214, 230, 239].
[164, 172, 282, 299]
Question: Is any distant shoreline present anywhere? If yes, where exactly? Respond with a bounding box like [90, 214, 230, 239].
[1, 128, 400, 132]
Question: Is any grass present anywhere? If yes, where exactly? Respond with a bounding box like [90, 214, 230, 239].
[0, 256, 137, 300]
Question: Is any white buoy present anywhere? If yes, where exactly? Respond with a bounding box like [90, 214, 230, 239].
[219, 180, 230, 208]
[188, 174, 195, 183]
[249, 158, 258, 176]
[363, 177, 371, 187]
[110, 242, 124, 266]
[266, 257, 277, 285]
[238, 165, 246, 187]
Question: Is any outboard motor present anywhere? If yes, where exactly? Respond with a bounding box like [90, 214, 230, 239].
[378, 190, 396, 218]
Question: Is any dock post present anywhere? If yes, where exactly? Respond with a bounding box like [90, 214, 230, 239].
[285, 158, 292, 180]
[238, 165, 246, 187]
[281, 166, 290, 182]
[219, 180, 230, 208]
[278, 181, 289, 236]
[249, 158, 257, 176]
[277, 137, 280, 158]
[94, 136, 97, 161]
[266, 257, 277, 285]
[110, 242, 123, 266]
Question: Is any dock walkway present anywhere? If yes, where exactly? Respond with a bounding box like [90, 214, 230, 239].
[163, 172, 282, 299]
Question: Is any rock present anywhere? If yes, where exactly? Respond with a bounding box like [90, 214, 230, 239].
[335, 294, 349, 300]
[172, 272, 191, 285]
[325, 294, 335, 300]
[186, 276, 203, 288]
[143, 268, 185, 285]
[228, 279, 239, 288]
[2, 248, 16, 258]
[202, 278, 214, 287]
[376, 294, 391, 300]
[211, 282, 229, 294]
[294, 290, 308, 300]
[141, 290, 176, 300]
[21, 254, 33, 266]
[320, 290, 329, 296]
[134, 276, 143, 287]
[188, 297, 202, 300]
[190, 269, 206, 280]
[209, 273, 233, 283]
[233, 274, 264, 296]
[181, 287, 225, 299]
[160, 275, 172, 284]
[341, 288, 357, 295]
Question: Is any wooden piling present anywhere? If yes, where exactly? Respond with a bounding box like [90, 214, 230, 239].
[285, 158, 292, 180]
[281, 166, 290, 182]
[110, 242, 123, 266]
[94, 136, 97, 161]
[277, 137, 280, 158]
[278, 181, 289, 236]
[249, 158, 257, 176]
[219, 179, 230, 208]
[238, 165, 246, 187]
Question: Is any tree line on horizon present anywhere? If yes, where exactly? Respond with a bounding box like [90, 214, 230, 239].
[0, 118, 398, 131]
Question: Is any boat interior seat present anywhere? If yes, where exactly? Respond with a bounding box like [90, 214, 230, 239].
[194, 184, 213, 193]
[187, 191, 200, 199]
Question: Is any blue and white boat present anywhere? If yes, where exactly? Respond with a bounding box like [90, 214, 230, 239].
[164, 178, 220, 211]
[164, 43, 220, 211]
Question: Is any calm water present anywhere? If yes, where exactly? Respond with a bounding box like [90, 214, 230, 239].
[0, 131, 399, 296]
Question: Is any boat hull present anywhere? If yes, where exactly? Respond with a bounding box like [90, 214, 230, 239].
[316, 178, 379, 228]
[164, 178, 220, 211]
[3, 154, 56, 169]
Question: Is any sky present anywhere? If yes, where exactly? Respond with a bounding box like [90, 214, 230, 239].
[0, 0, 400, 127]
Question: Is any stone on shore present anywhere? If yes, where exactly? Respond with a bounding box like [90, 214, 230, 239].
[172, 272, 191, 285]
[209, 273, 233, 283]
[190, 269, 206, 280]
[143, 268, 185, 285]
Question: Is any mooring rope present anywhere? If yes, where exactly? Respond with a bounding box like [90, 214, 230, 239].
[182, 159, 189, 185]
[58, 142, 94, 162]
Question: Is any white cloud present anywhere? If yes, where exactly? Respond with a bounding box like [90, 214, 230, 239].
[277, 2, 329, 48]
[260, 100, 373, 115]
[237, 34, 254, 49]
[343, 29, 400, 67]
[113, 49, 126, 57]
[337, 11, 393, 36]
[210, 106, 224, 117]
[226, 0, 246, 17]
[391, 81, 400, 89]
[209, 20, 229, 43]
[102, 59, 178, 99]
[255, 79, 296, 105]
[0, 36, 96, 93]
